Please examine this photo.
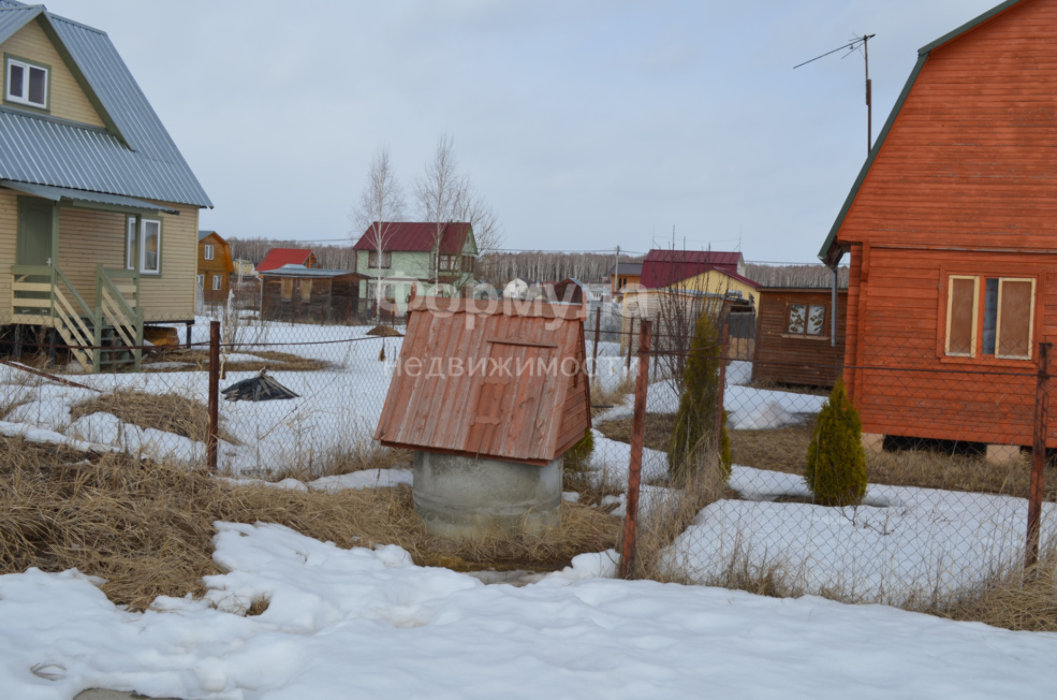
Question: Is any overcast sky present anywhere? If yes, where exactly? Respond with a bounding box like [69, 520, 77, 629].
[42, 0, 1001, 262]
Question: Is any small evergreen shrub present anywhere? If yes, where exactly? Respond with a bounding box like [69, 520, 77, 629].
[564, 428, 594, 472]
[805, 378, 867, 506]
[668, 313, 725, 483]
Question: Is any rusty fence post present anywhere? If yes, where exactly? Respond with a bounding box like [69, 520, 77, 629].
[1027, 341, 1051, 569]
[207, 320, 220, 470]
[621, 317, 629, 372]
[715, 311, 730, 446]
[619, 319, 652, 579]
[592, 305, 601, 379]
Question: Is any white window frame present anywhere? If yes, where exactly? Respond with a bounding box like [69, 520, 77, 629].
[5, 56, 48, 109]
[203, 243, 214, 261]
[212, 274, 223, 291]
[196, 274, 204, 288]
[126, 217, 162, 275]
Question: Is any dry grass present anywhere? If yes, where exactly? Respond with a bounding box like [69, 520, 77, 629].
[144, 348, 330, 374]
[589, 376, 635, 417]
[934, 550, 1057, 631]
[70, 390, 241, 446]
[0, 436, 619, 612]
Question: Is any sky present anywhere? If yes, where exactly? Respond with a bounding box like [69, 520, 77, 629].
[39, 0, 1002, 263]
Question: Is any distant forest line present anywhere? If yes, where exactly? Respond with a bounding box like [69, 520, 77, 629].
[227, 238, 846, 288]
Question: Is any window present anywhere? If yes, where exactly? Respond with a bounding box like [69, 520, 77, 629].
[299, 279, 312, 299]
[946, 275, 1034, 359]
[212, 274, 223, 291]
[203, 244, 214, 261]
[439, 254, 459, 272]
[125, 217, 162, 274]
[196, 274, 204, 289]
[281, 278, 293, 300]
[368, 250, 391, 269]
[5, 56, 48, 109]
[788, 303, 825, 336]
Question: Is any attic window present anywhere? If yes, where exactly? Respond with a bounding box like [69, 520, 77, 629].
[203, 244, 215, 261]
[5, 56, 48, 110]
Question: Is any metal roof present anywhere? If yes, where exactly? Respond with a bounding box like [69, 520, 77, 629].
[257, 248, 315, 271]
[0, 1, 211, 208]
[1, 179, 178, 213]
[354, 222, 475, 254]
[260, 264, 361, 279]
[375, 296, 591, 465]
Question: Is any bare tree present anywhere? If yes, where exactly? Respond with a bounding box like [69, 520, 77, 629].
[416, 135, 466, 286]
[355, 147, 405, 314]
[416, 135, 502, 285]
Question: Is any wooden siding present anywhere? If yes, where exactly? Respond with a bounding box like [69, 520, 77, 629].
[198, 233, 232, 305]
[0, 190, 15, 324]
[832, 0, 1057, 448]
[1, 18, 105, 127]
[260, 273, 361, 324]
[375, 297, 590, 465]
[753, 288, 846, 388]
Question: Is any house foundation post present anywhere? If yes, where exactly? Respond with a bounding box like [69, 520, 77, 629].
[861, 432, 884, 454]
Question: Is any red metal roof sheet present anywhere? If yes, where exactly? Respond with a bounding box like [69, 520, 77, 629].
[353, 222, 473, 254]
[257, 248, 314, 272]
[375, 296, 590, 465]
[640, 249, 745, 288]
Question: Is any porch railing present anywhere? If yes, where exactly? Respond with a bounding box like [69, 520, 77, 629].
[9, 264, 142, 371]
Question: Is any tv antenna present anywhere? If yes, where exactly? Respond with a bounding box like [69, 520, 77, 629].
[795, 34, 876, 155]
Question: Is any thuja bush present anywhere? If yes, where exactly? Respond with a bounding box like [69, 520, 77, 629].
[668, 313, 730, 483]
[564, 428, 594, 472]
[805, 378, 867, 506]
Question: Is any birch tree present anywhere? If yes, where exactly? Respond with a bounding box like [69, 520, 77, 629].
[355, 148, 405, 313]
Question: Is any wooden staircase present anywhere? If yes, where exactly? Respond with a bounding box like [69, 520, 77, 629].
[11, 264, 142, 372]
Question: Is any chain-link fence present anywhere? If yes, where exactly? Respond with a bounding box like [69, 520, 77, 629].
[2, 296, 1053, 611]
[627, 310, 1057, 608]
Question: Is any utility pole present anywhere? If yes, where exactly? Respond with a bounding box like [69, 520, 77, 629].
[795, 33, 877, 155]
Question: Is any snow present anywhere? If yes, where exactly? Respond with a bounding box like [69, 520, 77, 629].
[3, 325, 1057, 697]
[2, 522, 1056, 699]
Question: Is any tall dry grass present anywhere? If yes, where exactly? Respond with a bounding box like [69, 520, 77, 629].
[0, 436, 619, 611]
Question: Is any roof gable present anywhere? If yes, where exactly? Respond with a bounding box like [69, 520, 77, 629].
[0, 0, 211, 207]
[257, 248, 315, 272]
[818, 0, 1028, 263]
[354, 222, 474, 254]
[640, 249, 744, 288]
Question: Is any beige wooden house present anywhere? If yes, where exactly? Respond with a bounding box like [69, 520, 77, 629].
[0, 1, 212, 370]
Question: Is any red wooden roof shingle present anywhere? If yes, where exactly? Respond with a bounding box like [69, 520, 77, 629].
[640, 249, 746, 288]
[354, 222, 473, 254]
[375, 296, 590, 465]
[257, 248, 315, 272]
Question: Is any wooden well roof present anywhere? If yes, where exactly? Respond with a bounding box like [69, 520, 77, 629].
[375, 296, 591, 465]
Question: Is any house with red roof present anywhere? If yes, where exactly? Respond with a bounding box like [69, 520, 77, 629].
[256, 248, 317, 273]
[639, 249, 746, 289]
[353, 221, 478, 316]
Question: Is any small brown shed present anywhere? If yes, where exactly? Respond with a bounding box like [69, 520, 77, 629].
[375, 296, 591, 465]
[753, 287, 847, 388]
[260, 265, 363, 324]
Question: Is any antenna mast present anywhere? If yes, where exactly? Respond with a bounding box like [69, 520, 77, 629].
[795, 33, 876, 154]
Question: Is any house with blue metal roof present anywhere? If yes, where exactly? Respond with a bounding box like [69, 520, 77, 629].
[0, 0, 211, 370]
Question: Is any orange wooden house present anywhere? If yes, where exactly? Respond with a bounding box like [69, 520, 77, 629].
[819, 0, 1057, 458]
[375, 296, 591, 465]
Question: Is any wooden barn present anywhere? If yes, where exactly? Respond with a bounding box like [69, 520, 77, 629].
[818, 0, 1057, 458]
[375, 296, 591, 465]
[259, 265, 362, 325]
[752, 286, 847, 388]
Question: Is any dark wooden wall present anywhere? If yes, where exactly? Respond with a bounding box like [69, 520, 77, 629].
[752, 289, 845, 388]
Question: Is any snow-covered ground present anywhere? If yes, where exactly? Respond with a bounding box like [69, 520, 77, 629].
[3, 324, 1057, 697]
[2, 522, 1056, 700]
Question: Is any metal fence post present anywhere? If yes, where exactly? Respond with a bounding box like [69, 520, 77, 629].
[716, 310, 730, 447]
[1027, 341, 1051, 569]
[207, 320, 220, 470]
[592, 305, 601, 379]
[625, 318, 635, 372]
[619, 319, 651, 578]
